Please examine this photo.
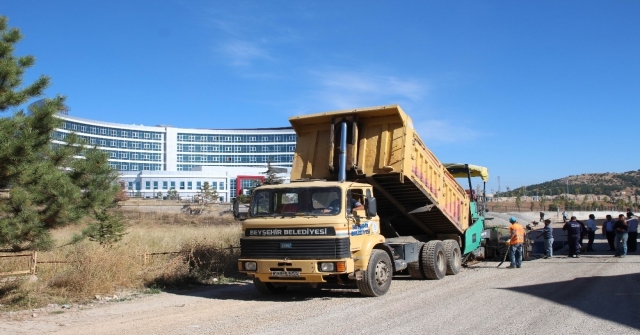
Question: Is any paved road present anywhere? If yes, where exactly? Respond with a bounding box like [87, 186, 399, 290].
[1, 238, 638, 334]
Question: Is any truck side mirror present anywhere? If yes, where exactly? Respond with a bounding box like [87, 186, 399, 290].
[366, 196, 377, 218]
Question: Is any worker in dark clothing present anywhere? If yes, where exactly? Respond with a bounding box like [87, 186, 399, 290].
[563, 216, 584, 258]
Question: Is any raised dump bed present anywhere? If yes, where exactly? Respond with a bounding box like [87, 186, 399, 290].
[289, 104, 470, 238]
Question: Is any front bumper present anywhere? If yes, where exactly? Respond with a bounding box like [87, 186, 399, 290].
[238, 258, 355, 283]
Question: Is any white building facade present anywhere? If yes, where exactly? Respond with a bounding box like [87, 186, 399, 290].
[53, 115, 295, 201]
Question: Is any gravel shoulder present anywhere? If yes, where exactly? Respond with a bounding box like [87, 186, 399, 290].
[1, 234, 638, 335]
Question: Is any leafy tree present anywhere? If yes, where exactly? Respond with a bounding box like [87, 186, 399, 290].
[515, 194, 521, 211]
[0, 16, 124, 250]
[167, 188, 179, 200]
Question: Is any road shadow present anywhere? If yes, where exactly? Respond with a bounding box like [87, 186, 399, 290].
[500, 272, 640, 330]
[163, 281, 367, 302]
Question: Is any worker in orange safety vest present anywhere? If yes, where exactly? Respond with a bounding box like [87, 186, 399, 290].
[507, 217, 525, 269]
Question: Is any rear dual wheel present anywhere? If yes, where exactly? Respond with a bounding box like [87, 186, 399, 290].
[423, 240, 446, 280]
[409, 240, 462, 280]
[442, 240, 462, 275]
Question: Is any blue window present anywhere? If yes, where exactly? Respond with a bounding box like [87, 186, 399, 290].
[145, 181, 151, 190]
[196, 181, 201, 190]
[162, 181, 168, 190]
[219, 182, 225, 190]
[170, 181, 175, 189]
[128, 182, 133, 190]
[188, 182, 192, 190]
[180, 182, 185, 190]
[153, 181, 158, 189]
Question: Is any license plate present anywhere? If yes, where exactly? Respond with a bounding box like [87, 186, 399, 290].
[271, 271, 300, 277]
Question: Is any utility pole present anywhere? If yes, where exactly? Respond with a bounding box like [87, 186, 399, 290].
[497, 176, 501, 196]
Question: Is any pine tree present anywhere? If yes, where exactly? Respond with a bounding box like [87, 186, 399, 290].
[0, 16, 125, 250]
[191, 182, 218, 214]
[196, 182, 218, 204]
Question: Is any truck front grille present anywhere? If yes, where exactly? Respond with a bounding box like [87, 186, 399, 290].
[240, 238, 350, 259]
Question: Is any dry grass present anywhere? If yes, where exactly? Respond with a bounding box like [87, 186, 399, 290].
[0, 211, 244, 311]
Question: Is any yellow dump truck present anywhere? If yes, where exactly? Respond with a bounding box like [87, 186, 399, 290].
[235, 105, 489, 297]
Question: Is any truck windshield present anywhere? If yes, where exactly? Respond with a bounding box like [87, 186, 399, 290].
[251, 187, 342, 217]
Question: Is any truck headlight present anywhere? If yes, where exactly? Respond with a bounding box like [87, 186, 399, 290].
[320, 262, 335, 272]
[244, 261, 257, 271]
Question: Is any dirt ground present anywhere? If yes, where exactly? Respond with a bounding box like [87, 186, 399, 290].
[1, 233, 638, 335]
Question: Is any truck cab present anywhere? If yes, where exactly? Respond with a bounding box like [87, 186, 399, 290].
[238, 181, 401, 296]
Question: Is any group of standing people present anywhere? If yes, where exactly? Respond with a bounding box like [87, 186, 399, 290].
[505, 211, 637, 268]
[601, 211, 638, 257]
[562, 211, 638, 258]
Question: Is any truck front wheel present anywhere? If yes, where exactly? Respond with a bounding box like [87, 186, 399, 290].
[357, 249, 392, 297]
[422, 240, 446, 280]
[442, 240, 461, 275]
[253, 278, 288, 295]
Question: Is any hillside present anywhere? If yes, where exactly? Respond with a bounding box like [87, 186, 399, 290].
[499, 169, 640, 199]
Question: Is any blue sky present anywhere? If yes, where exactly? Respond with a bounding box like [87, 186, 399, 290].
[3, 1, 638, 193]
